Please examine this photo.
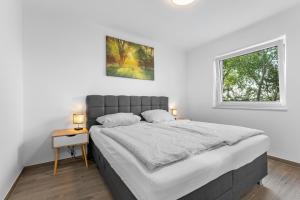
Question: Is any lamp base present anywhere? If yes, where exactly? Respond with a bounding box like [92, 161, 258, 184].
[74, 127, 83, 131]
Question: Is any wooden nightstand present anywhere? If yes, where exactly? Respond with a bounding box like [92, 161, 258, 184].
[52, 128, 89, 175]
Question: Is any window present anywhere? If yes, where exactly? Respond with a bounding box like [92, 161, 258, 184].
[214, 36, 287, 110]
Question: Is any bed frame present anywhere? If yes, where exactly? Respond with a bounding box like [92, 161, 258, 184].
[86, 95, 267, 200]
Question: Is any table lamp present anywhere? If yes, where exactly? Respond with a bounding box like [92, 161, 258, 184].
[171, 108, 178, 117]
[73, 113, 85, 130]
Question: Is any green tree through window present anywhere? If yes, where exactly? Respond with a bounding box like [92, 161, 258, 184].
[222, 46, 280, 102]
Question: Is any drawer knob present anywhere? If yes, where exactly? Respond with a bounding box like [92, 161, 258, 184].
[66, 134, 76, 137]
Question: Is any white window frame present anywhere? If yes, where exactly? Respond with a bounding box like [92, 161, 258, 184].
[213, 36, 287, 111]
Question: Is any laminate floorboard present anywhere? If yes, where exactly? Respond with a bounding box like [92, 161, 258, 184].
[8, 159, 113, 200]
[8, 158, 300, 200]
[242, 158, 300, 200]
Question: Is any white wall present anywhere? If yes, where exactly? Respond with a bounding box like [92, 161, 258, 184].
[0, 0, 23, 198]
[187, 5, 300, 163]
[23, 10, 187, 165]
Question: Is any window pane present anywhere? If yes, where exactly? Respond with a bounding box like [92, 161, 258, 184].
[222, 46, 280, 102]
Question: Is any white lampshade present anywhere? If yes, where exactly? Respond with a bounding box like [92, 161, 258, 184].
[172, 0, 195, 6]
[171, 108, 178, 116]
[73, 113, 85, 124]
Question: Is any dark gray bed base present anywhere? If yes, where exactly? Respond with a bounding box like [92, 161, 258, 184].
[86, 95, 267, 200]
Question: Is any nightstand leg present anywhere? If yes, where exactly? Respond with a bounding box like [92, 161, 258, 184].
[82, 144, 88, 168]
[54, 148, 60, 176]
[81, 145, 84, 160]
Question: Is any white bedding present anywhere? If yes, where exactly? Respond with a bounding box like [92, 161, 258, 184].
[100, 120, 263, 170]
[101, 123, 224, 170]
[90, 121, 270, 200]
[167, 120, 262, 145]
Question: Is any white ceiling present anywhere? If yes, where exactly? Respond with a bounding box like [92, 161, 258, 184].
[25, 0, 300, 50]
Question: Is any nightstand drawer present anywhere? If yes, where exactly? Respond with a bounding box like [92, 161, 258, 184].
[53, 133, 88, 148]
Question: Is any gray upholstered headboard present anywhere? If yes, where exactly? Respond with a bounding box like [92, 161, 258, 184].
[86, 95, 169, 129]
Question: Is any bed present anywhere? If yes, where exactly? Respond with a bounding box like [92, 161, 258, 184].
[86, 95, 269, 200]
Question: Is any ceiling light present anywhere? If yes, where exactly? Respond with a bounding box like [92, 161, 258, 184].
[172, 0, 195, 6]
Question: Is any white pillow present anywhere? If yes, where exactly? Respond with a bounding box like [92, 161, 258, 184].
[141, 109, 175, 123]
[96, 113, 141, 128]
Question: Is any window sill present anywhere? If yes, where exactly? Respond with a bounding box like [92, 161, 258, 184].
[213, 102, 288, 111]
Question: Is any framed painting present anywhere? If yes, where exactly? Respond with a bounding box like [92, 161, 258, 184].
[106, 36, 154, 80]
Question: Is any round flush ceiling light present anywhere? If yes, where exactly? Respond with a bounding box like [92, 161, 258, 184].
[172, 0, 195, 6]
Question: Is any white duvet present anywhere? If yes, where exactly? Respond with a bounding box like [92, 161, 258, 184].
[167, 120, 263, 145]
[100, 120, 263, 170]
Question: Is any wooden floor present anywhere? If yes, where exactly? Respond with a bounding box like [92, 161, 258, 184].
[8, 159, 113, 200]
[8, 158, 300, 200]
[242, 158, 300, 200]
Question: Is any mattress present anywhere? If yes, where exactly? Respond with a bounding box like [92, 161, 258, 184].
[90, 123, 270, 200]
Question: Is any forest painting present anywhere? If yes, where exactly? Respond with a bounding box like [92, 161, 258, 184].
[106, 36, 154, 80]
[222, 46, 280, 102]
